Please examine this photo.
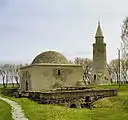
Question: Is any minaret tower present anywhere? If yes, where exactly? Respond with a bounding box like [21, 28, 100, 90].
[92, 21, 110, 84]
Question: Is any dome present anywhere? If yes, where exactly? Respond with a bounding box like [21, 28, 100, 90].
[31, 51, 69, 64]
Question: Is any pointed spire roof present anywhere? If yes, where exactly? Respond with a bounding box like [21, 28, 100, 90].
[95, 21, 103, 37]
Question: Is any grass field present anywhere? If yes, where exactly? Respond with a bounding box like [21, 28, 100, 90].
[1, 84, 128, 120]
[0, 99, 12, 120]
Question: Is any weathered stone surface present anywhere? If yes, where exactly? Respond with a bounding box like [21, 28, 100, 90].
[31, 51, 69, 64]
[20, 88, 117, 108]
[93, 21, 110, 84]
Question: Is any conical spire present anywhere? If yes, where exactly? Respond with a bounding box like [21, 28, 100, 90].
[95, 21, 103, 38]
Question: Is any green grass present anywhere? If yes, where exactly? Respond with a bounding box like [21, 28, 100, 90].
[1, 84, 128, 120]
[91, 84, 128, 120]
[0, 99, 12, 120]
[0, 97, 91, 120]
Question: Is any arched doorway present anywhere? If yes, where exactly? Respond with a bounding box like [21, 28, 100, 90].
[70, 104, 77, 108]
[85, 96, 90, 102]
[94, 74, 96, 81]
[22, 71, 31, 91]
[25, 81, 28, 91]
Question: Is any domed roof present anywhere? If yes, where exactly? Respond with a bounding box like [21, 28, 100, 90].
[31, 51, 69, 64]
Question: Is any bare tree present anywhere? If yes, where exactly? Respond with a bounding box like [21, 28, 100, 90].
[14, 65, 20, 87]
[0, 68, 6, 88]
[121, 17, 128, 50]
[9, 64, 20, 88]
[0, 64, 21, 88]
[121, 17, 128, 83]
[109, 59, 119, 83]
[83, 59, 93, 84]
[74, 57, 93, 84]
[68, 60, 74, 64]
[106, 64, 113, 83]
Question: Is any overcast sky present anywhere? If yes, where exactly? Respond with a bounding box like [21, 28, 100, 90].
[0, 0, 127, 64]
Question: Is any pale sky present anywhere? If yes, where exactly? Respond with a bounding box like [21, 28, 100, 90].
[0, 0, 126, 64]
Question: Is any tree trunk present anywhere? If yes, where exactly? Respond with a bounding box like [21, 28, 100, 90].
[2, 75, 6, 88]
[10, 76, 14, 88]
[15, 76, 20, 88]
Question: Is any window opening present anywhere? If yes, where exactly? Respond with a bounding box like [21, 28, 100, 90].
[26, 81, 28, 91]
[58, 70, 60, 76]
[70, 104, 77, 108]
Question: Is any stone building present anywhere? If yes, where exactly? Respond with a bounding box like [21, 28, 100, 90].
[20, 51, 83, 92]
[92, 22, 110, 84]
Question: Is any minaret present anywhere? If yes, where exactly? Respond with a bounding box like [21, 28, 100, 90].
[92, 21, 110, 84]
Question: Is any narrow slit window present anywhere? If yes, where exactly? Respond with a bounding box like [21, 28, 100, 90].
[58, 70, 60, 76]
